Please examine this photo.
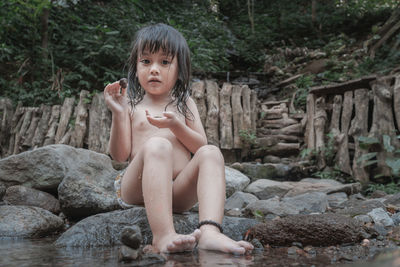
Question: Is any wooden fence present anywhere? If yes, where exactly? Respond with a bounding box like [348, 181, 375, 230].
[0, 80, 258, 159]
[305, 74, 400, 183]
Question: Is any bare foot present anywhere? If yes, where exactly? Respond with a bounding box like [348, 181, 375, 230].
[197, 226, 254, 255]
[146, 229, 201, 254]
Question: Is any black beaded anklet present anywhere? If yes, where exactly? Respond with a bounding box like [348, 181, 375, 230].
[198, 220, 223, 233]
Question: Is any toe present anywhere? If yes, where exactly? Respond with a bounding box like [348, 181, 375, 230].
[238, 240, 254, 250]
[230, 246, 246, 255]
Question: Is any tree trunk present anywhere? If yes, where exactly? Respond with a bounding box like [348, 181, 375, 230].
[41, 7, 50, 59]
[70, 90, 89, 148]
[204, 80, 220, 146]
[219, 83, 233, 149]
[348, 88, 370, 183]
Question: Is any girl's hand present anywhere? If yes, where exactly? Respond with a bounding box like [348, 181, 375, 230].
[104, 81, 129, 114]
[146, 110, 180, 129]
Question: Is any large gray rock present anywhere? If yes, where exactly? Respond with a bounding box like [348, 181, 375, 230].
[245, 192, 328, 217]
[246, 214, 364, 246]
[239, 162, 293, 181]
[225, 166, 250, 197]
[336, 199, 386, 217]
[0, 205, 63, 238]
[55, 206, 259, 247]
[284, 178, 361, 197]
[225, 191, 259, 211]
[4, 185, 60, 214]
[244, 179, 293, 200]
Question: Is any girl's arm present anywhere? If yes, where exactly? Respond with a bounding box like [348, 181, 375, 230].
[104, 81, 132, 162]
[146, 97, 207, 153]
[169, 97, 207, 153]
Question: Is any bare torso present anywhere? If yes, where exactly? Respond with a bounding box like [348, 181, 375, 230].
[129, 103, 191, 178]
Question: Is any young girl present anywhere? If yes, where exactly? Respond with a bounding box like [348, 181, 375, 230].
[104, 23, 253, 255]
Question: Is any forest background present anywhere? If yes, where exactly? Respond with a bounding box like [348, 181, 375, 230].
[1, 0, 399, 108]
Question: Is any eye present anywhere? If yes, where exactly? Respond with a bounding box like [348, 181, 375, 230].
[162, 59, 171, 65]
[140, 59, 150, 64]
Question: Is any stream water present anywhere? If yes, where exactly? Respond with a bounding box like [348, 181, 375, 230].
[1, 237, 399, 267]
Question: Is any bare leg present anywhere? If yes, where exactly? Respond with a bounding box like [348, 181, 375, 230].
[121, 137, 200, 253]
[172, 145, 254, 255]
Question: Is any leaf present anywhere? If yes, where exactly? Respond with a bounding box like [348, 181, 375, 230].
[383, 134, 395, 153]
[356, 152, 377, 163]
[105, 31, 120, 35]
[386, 158, 400, 176]
[364, 160, 378, 167]
[358, 136, 379, 149]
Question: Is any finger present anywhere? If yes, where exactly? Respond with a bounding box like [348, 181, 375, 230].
[162, 111, 174, 118]
[145, 110, 150, 117]
[121, 87, 127, 96]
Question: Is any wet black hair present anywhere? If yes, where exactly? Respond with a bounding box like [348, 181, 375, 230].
[127, 23, 193, 120]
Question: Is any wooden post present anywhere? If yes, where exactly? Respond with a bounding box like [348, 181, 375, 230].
[219, 83, 233, 149]
[43, 105, 61, 146]
[314, 97, 327, 170]
[22, 107, 41, 149]
[349, 89, 370, 183]
[242, 85, 252, 130]
[88, 92, 111, 154]
[232, 85, 244, 149]
[55, 97, 75, 144]
[336, 91, 353, 175]
[369, 78, 399, 177]
[0, 98, 14, 157]
[305, 94, 316, 150]
[204, 80, 220, 146]
[70, 90, 89, 148]
[250, 90, 257, 133]
[32, 104, 51, 148]
[394, 75, 400, 131]
[7, 102, 23, 156]
[191, 80, 207, 127]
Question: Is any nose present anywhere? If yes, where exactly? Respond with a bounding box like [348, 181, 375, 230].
[150, 63, 160, 75]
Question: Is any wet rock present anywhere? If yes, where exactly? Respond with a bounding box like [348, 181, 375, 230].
[240, 162, 293, 181]
[284, 178, 361, 197]
[118, 245, 140, 262]
[263, 155, 281, 163]
[336, 199, 386, 217]
[133, 253, 166, 266]
[282, 192, 328, 214]
[3, 185, 60, 214]
[0, 183, 5, 200]
[245, 179, 293, 200]
[225, 191, 258, 211]
[57, 149, 120, 219]
[121, 225, 142, 249]
[327, 192, 348, 209]
[246, 214, 363, 246]
[0, 205, 63, 238]
[55, 207, 258, 247]
[367, 208, 394, 227]
[225, 166, 251, 198]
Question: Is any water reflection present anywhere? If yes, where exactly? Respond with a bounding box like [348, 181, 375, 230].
[0, 237, 366, 267]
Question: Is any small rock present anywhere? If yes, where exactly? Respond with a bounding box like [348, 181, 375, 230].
[367, 208, 394, 227]
[354, 215, 373, 225]
[370, 190, 387, 198]
[392, 212, 400, 226]
[121, 225, 142, 249]
[137, 253, 166, 266]
[361, 239, 370, 247]
[250, 238, 264, 250]
[118, 245, 140, 262]
[263, 155, 281, 164]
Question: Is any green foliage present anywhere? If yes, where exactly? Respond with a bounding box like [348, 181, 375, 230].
[294, 74, 314, 109]
[239, 129, 258, 146]
[313, 167, 342, 180]
[366, 182, 400, 195]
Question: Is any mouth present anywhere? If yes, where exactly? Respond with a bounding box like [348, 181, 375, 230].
[148, 78, 161, 83]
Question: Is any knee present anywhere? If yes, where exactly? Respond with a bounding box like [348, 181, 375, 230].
[195, 145, 224, 164]
[143, 137, 172, 160]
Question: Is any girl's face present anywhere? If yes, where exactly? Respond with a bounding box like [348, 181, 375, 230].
[136, 49, 178, 98]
